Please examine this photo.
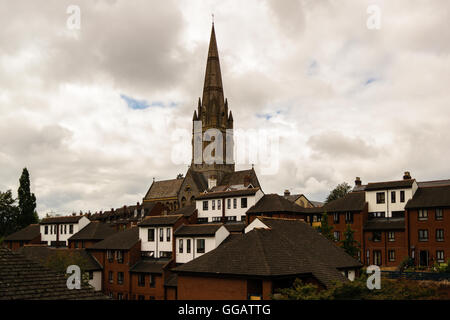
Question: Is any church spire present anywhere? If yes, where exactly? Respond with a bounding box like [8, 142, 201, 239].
[201, 23, 226, 128]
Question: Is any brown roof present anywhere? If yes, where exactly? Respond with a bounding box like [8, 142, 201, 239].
[173, 218, 361, 288]
[0, 248, 107, 300]
[88, 227, 139, 250]
[4, 224, 40, 241]
[417, 180, 450, 188]
[138, 215, 183, 227]
[363, 218, 406, 231]
[40, 215, 86, 224]
[196, 188, 260, 200]
[130, 260, 168, 274]
[224, 222, 246, 233]
[365, 179, 415, 191]
[246, 194, 306, 214]
[188, 169, 208, 191]
[219, 169, 261, 188]
[405, 185, 450, 209]
[171, 205, 197, 217]
[18, 246, 102, 271]
[143, 178, 183, 200]
[174, 224, 223, 237]
[322, 192, 366, 213]
[68, 221, 117, 241]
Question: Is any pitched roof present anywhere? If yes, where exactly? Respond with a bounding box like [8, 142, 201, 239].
[68, 221, 117, 241]
[365, 179, 415, 191]
[40, 215, 86, 224]
[220, 169, 261, 188]
[417, 179, 450, 188]
[172, 205, 197, 218]
[0, 248, 107, 300]
[224, 222, 246, 233]
[188, 169, 208, 192]
[405, 185, 450, 209]
[246, 194, 306, 214]
[174, 224, 223, 237]
[363, 218, 406, 231]
[18, 246, 102, 271]
[143, 178, 183, 200]
[4, 224, 40, 241]
[322, 192, 366, 213]
[138, 215, 183, 227]
[174, 218, 361, 288]
[88, 227, 139, 250]
[196, 188, 260, 200]
[165, 273, 178, 287]
[130, 260, 167, 274]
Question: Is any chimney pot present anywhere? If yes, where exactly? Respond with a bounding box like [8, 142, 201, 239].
[355, 177, 362, 186]
[403, 171, 411, 180]
[284, 190, 290, 196]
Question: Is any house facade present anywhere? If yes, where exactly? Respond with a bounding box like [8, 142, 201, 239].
[40, 215, 90, 247]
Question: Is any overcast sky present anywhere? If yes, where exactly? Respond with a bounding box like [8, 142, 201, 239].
[1, 0, 449, 216]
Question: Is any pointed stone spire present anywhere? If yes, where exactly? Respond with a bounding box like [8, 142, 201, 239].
[202, 23, 225, 128]
[192, 109, 198, 121]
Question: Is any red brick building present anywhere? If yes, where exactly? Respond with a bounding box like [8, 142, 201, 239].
[174, 218, 361, 300]
[68, 221, 117, 249]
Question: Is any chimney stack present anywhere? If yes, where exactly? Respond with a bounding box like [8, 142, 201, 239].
[284, 190, 290, 196]
[403, 171, 411, 180]
[355, 177, 362, 186]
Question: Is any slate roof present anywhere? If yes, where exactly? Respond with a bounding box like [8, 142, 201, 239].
[40, 215, 86, 224]
[220, 169, 261, 188]
[165, 273, 178, 287]
[144, 178, 183, 200]
[363, 218, 406, 231]
[405, 185, 450, 209]
[88, 227, 139, 250]
[68, 221, 117, 241]
[18, 246, 102, 271]
[4, 224, 40, 241]
[0, 247, 107, 300]
[174, 224, 223, 237]
[365, 179, 415, 191]
[138, 215, 183, 227]
[172, 205, 197, 218]
[130, 260, 167, 274]
[322, 192, 366, 213]
[417, 180, 450, 188]
[246, 194, 307, 214]
[224, 222, 246, 233]
[174, 218, 361, 288]
[196, 188, 260, 200]
[188, 169, 208, 192]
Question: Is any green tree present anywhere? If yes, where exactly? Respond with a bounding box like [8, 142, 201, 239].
[17, 168, 38, 229]
[326, 182, 351, 203]
[341, 224, 360, 259]
[0, 190, 20, 237]
[319, 212, 334, 241]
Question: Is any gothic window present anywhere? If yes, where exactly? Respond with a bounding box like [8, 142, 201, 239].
[181, 197, 186, 208]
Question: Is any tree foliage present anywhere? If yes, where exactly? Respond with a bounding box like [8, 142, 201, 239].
[17, 168, 38, 229]
[0, 190, 20, 237]
[319, 212, 334, 242]
[326, 182, 351, 203]
[275, 276, 444, 300]
[341, 224, 360, 259]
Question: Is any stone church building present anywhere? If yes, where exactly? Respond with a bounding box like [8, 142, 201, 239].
[143, 24, 260, 211]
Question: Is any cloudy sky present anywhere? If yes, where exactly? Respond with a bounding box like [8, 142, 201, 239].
[1, 0, 449, 216]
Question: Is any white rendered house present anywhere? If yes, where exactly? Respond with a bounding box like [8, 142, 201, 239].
[40, 215, 90, 247]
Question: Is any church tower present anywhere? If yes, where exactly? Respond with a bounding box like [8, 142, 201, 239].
[191, 23, 235, 185]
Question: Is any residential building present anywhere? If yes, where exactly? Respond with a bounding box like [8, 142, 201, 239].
[174, 217, 361, 300]
[87, 227, 141, 300]
[174, 224, 230, 264]
[40, 215, 90, 247]
[68, 221, 118, 249]
[196, 187, 264, 223]
[405, 184, 450, 267]
[3, 224, 41, 251]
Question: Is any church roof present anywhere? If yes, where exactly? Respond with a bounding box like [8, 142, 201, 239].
[143, 178, 184, 200]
